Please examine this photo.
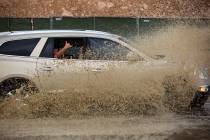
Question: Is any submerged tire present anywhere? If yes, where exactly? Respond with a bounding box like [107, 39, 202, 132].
[0, 78, 38, 101]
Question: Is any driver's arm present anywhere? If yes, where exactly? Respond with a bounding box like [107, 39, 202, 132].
[54, 41, 72, 58]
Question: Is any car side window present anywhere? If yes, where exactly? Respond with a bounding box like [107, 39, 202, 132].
[0, 38, 40, 56]
[86, 38, 131, 61]
[40, 37, 86, 59]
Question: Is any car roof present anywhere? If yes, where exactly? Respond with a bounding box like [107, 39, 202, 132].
[0, 30, 121, 39]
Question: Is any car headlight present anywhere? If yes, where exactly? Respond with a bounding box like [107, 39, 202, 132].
[198, 85, 209, 93]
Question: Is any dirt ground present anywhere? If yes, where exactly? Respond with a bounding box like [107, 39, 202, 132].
[0, 0, 209, 17]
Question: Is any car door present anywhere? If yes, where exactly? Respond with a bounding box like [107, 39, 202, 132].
[85, 37, 142, 91]
[36, 37, 89, 92]
[0, 38, 41, 88]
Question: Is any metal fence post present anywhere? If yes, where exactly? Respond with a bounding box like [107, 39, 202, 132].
[31, 18, 34, 30]
[7, 18, 11, 31]
[93, 17, 96, 30]
[50, 17, 53, 29]
[136, 17, 140, 37]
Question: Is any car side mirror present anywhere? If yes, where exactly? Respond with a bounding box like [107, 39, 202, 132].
[127, 52, 141, 61]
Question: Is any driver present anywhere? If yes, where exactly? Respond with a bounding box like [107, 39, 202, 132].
[53, 41, 72, 58]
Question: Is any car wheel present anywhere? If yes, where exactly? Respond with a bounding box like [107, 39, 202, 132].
[0, 78, 38, 101]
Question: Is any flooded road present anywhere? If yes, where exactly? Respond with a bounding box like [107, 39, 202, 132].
[0, 104, 209, 140]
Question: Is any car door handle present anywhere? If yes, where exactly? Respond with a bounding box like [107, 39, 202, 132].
[91, 68, 103, 72]
[40, 66, 54, 71]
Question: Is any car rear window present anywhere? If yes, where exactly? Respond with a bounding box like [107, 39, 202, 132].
[0, 38, 40, 56]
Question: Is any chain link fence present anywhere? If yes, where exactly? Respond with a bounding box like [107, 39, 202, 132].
[0, 17, 209, 38]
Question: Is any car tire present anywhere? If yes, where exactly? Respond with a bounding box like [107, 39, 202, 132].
[0, 78, 38, 101]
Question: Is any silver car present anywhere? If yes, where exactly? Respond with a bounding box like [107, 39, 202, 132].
[0, 30, 209, 108]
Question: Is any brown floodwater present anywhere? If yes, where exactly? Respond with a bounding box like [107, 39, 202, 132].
[0, 106, 210, 140]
